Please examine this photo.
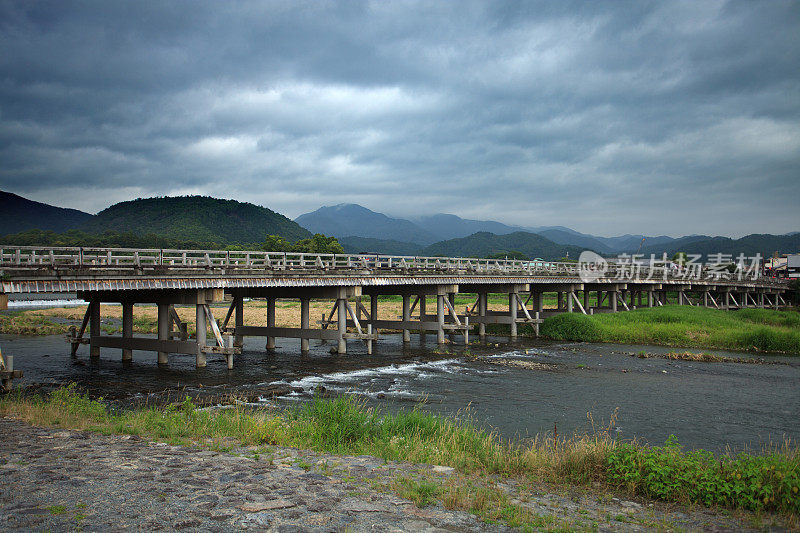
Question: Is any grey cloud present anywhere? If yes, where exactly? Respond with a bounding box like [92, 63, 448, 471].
[0, 0, 798, 236]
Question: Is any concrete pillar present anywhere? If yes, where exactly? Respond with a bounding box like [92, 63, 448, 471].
[774, 293, 779, 310]
[337, 298, 347, 354]
[300, 298, 310, 354]
[597, 291, 604, 308]
[266, 297, 276, 350]
[402, 294, 411, 343]
[196, 304, 207, 368]
[122, 302, 133, 362]
[419, 294, 426, 319]
[567, 291, 574, 313]
[157, 303, 169, 365]
[509, 292, 518, 339]
[610, 291, 618, 312]
[759, 293, 764, 308]
[583, 290, 589, 312]
[557, 292, 563, 310]
[89, 301, 100, 358]
[436, 294, 445, 345]
[478, 292, 487, 339]
[725, 292, 730, 309]
[534, 292, 543, 313]
[703, 291, 708, 307]
[234, 295, 244, 348]
[370, 295, 378, 329]
[677, 290, 683, 305]
[648, 290, 654, 308]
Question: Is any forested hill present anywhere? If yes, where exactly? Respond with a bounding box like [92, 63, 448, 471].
[638, 233, 800, 258]
[422, 231, 588, 261]
[80, 196, 311, 244]
[0, 190, 93, 235]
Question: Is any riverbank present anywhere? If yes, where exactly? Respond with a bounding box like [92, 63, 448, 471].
[534, 305, 800, 354]
[1, 386, 797, 531]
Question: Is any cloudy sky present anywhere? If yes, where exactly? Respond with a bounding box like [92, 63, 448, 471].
[1, 1, 798, 237]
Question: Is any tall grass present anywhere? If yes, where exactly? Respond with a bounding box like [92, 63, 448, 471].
[2, 385, 798, 517]
[539, 306, 800, 354]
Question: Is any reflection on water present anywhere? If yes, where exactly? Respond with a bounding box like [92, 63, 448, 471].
[2, 330, 799, 453]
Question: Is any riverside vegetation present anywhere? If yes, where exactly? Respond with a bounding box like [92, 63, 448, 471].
[534, 305, 800, 354]
[0, 386, 798, 529]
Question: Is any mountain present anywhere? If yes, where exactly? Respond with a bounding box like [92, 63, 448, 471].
[535, 229, 614, 254]
[638, 233, 800, 258]
[413, 213, 525, 240]
[339, 236, 423, 256]
[295, 204, 439, 244]
[81, 196, 311, 244]
[422, 231, 588, 261]
[0, 190, 93, 235]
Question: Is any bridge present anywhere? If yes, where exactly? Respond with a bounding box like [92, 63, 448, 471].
[0, 246, 790, 370]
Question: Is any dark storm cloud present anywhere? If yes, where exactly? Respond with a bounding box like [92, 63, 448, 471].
[0, 0, 798, 236]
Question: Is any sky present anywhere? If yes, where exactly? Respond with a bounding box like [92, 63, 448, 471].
[1, 1, 798, 238]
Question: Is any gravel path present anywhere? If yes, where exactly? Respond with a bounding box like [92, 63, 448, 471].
[0, 417, 777, 532]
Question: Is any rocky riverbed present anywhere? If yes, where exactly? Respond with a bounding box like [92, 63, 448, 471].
[0, 417, 779, 532]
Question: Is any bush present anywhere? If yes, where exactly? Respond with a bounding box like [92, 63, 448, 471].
[606, 435, 800, 514]
[540, 313, 601, 342]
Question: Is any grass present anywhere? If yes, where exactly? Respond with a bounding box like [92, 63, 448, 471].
[537, 306, 800, 354]
[1, 385, 798, 526]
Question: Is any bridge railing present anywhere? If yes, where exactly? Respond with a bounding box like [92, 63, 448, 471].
[0, 245, 772, 282]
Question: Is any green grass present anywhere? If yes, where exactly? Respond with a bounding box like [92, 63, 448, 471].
[537, 306, 800, 354]
[0, 311, 69, 335]
[2, 385, 798, 522]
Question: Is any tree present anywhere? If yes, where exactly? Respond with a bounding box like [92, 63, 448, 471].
[672, 252, 688, 265]
[260, 235, 292, 252]
[291, 234, 344, 254]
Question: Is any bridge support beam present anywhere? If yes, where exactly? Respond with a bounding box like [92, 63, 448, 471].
[478, 292, 487, 339]
[402, 294, 411, 343]
[509, 292, 518, 338]
[196, 303, 207, 367]
[234, 295, 244, 348]
[89, 300, 100, 358]
[437, 294, 445, 344]
[122, 302, 133, 362]
[337, 298, 347, 354]
[157, 302, 169, 365]
[266, 298, 276, 350]
[300, 298, 310, 354]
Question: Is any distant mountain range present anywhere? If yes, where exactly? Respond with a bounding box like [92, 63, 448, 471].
[295, 203, 800, 258]
[0, 191, 93, 234]
[1, 192, 797, 260]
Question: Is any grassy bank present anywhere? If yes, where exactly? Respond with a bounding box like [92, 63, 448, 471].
[1, 386, 798, 526]
[536, 306, 800, 354]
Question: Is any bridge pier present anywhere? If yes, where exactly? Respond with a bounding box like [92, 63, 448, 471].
[337, 297, 347, 354]
[122, 302, 133, 362]
[157, 303, 169, 365]
[300, 298, 310, 354]
[266, 297, 276, 350]
[402, 294, 411, 343]
[195, 302, 207, 367]
[89, 299, 100, 358]
[478, 292, 487, 339]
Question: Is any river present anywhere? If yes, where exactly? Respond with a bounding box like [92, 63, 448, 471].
[3, 324, 798, 453]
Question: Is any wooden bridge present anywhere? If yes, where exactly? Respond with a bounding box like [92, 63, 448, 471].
[0, 246, 791, 369]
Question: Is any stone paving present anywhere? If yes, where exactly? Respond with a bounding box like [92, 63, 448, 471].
[0, 417, 778, 532]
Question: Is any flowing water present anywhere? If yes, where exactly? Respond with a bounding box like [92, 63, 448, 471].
[3, 323, 798, 453]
